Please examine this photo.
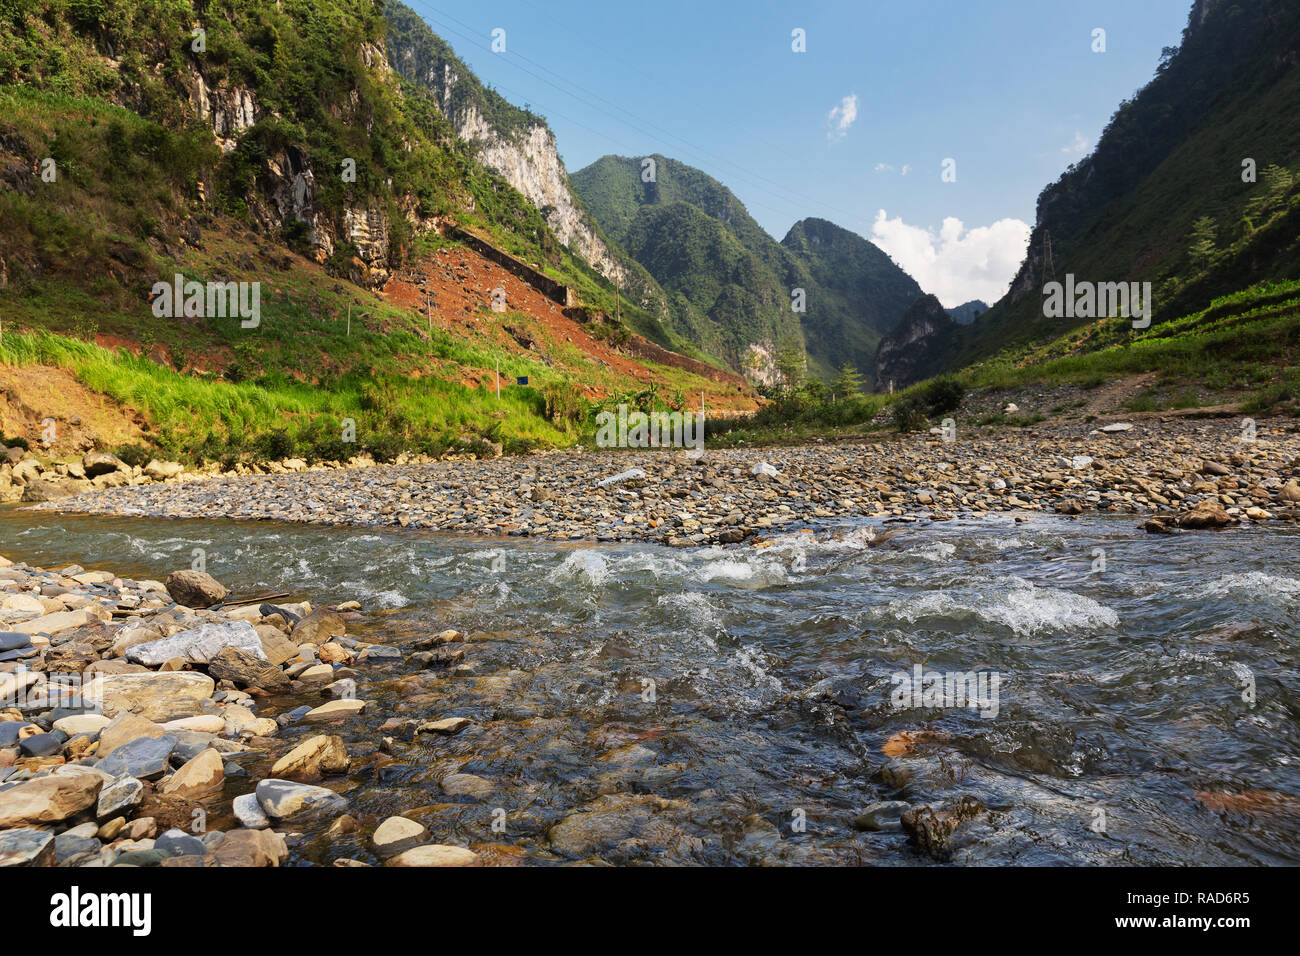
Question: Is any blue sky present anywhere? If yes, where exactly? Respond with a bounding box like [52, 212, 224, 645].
[400, 0, 1192, 306]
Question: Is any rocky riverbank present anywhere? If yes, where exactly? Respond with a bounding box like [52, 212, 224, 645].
[0, 557, 482, 867]
[25, 418, 1300, 543]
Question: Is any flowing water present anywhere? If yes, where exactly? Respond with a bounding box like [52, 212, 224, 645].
[4, 505, 1299, 865]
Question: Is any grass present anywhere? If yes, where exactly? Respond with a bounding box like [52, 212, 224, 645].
[0, 331, 574, 463]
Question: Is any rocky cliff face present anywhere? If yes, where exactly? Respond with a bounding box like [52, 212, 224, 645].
[181, 49, 401, 287]
[383, 5, 665, 313]
[874, 295, 960, 390]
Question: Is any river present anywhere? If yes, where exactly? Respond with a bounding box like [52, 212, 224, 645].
[3, 505, 1298, 864]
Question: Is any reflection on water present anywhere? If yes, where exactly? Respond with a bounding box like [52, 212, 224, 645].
[3, 505, 1299, 865]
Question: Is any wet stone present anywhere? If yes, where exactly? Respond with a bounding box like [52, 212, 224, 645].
[96, 734, 178, 781]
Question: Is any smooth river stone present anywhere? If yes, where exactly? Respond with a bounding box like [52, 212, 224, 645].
[95, 734, 178, 781]
[0, 631, 33, 651]
[254, 779, 347, 821]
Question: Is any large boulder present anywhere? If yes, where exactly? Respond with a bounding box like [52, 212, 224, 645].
[83, 671, 215, 722]
[207, 647, 289, 690]
[164, 570, 227, 608]
[1176, 499, 1238, 529]
[126, 620, 261, 666]
[0, 773, 102, 828]
[143, 460, 184, 481]
[82, 451, 126, 478]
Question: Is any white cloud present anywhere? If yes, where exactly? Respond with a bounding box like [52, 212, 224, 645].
[901, 164, 911, 176]
[826, 93, 858, 142]
[1062, 131, 1089, 155]
[874, 162, 894, 172]
[870, 210, 1032, 308]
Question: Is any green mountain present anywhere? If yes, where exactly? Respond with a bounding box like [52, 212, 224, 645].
[945, 300, 988, 325]
[940, 0, 1300, 377]
[780, 217, 924, 381]
[0, 0, 752, 464]
[571, 154, 805, 380]
[572, 155, 923, 384]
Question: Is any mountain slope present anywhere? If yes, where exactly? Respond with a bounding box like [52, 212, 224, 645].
[573, 155, 923, 384]
[0, 0, 752, 462]
[780, 217, 924, 380]
[572, 154, 807, 381]
[382, 2, 671, 328]
[947, 0, 1300, 374]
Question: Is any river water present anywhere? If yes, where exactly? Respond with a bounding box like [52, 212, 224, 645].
[3, 505, 1298, 865]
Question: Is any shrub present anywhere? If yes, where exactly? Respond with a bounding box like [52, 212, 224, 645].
[114, 443, 153, 468]
[254, 429, 296, 461]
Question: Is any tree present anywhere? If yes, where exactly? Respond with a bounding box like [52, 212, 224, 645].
[831, 363, 863, 401]
[775, 345, 806, 392]
[1188, 216, 1217, 268]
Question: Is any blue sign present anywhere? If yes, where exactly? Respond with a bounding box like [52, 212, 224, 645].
[516, 376, 529, 386]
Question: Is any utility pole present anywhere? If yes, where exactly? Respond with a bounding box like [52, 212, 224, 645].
[496, 357, 500, 400]
[346, 304, 351, 337]
[426, 291, 432, 337]
[615, 274, 621, 324]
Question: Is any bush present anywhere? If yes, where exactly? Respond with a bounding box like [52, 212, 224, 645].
[254, 429, 296, 461]
[364, 434, 403, 463]
[114, 443, 153, 468]
[0, 433, 29, 450]
[915, 377, 965, 417]
[891, 396, 930, 432]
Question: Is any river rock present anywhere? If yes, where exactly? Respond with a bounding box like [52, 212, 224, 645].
[96, 712, 167, 757]
[96, 776, 144, 818]
[82, 452, 126, 477]
[52, 713, 111, 737]
[155, 828, 207, 857]
[144, 460, 184, 481]
[291, 608, 345, 645]
[442, 772, 493, 798]
[213, 828, 288, 867]
[96, 734, 177, 781]
[163, 570, 227, 608]
[232, 792, 271, 829]
[126, 620, 263, 666]
[84, 671, 215, 721]
[207, 646, 289, 690]
[1177, 499, 1237, 529]
[18, 733, 63, 757]
[0, 828, 56, 867]
[852, 801, 911, 831]
[0, 773, 102, 827]
[386, 844, 478, 867]
[159, 747, 224, 798]
[416, 717, 470, 736]
[372, 815, 430, 857]
[255, 779, 347, 821]
[302, 699, 366, 722]
[269, 734, 349, 780]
